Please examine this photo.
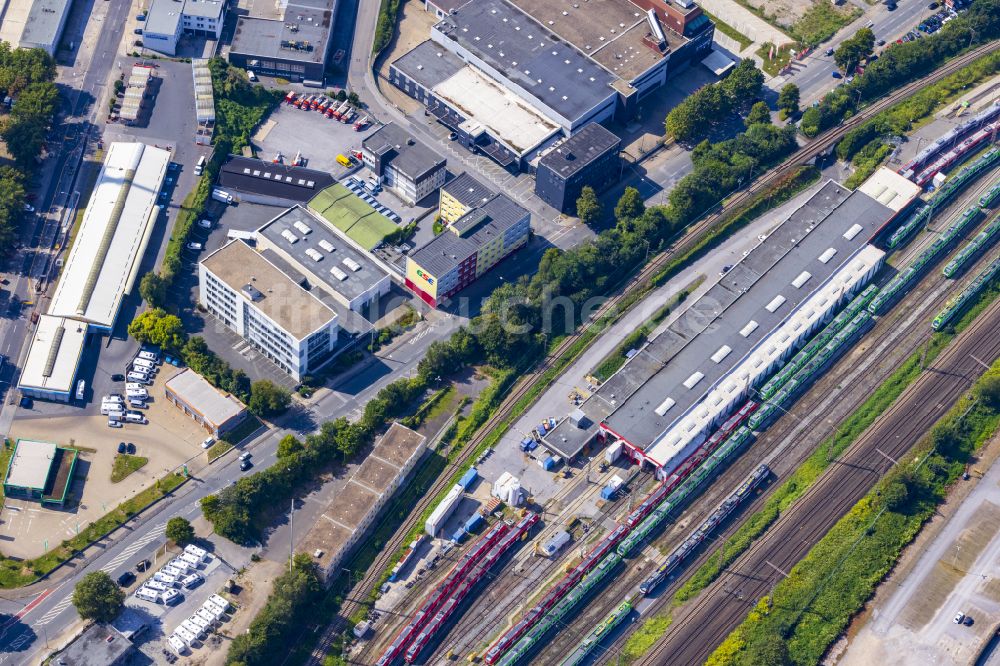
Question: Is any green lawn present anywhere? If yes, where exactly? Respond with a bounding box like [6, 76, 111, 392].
[207, 440, 234, 462]
[701, 9, 753, 51]
[225, 414, 264, 445]
[111, 454, 148, 483]
[790, 3, 861, 46]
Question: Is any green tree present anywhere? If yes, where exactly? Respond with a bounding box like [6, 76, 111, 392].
[277, 434, 304, 458]
[880, 480, 910, 512]
[72, 571, 125, 623]
[166, 516, 195, 545]
[139, 272, 167, 308]
[745, 101, 772, 127]
[248, 380, 291, 417]
[744, 637, 791, 665]
[721, 59, 764, 109]
[976, 372, 1000, 409]
[800, 106, 822, 137]
[347, 91, 360, 106]
[128, 308, 186, 350]
[777, 83, 800, 115]
[335, 89, 347, 102]
[614, 186, 645, 223]
[576, 186, 602, 225]
[835, 28, 875, 75]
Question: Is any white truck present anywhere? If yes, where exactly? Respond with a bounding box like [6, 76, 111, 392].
[212, 188, 234, 205]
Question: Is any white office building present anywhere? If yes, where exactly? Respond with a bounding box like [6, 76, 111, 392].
[198, 239, 340, 381]
[142, 0, 225, 56]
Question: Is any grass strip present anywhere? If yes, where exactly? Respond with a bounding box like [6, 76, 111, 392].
[110, 454, 148, 483]
[207, 440, 235, 462]
[225, 414, 264, 445]
[708, 358, 1000, 666]
[0, 471, 185, 588]
[0, 439, 13, 512]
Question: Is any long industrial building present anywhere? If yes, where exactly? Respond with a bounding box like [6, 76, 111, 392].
[545, 175, 917, 475]
[19, 142, 169, 402]
[390, 0, 714, 169]
[47, 142, 170, 330]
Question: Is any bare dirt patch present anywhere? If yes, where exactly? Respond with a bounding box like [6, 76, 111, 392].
[738, 0, 809, 29]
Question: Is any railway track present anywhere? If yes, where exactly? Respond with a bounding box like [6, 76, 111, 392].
[305, 41, 1000, 665]
[634, 295, 1000, 666]
[535, 192, 1000, 662]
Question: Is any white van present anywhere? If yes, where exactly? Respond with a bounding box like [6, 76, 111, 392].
[145, 580, 168, 593]
[209, 594, 231, 612]
[180, 552, 202, 568]
[181, 619, 205, 638]
[125, 412, 148, 424]
[138, 351, 160, 364]
[173, 626, 196, 646]
[127, 371, 150, 384]
[106, 409, 124, 421]
[134, 587, 160, 603]
[169, 558, 191, 573]
[103, 394, 124, 404]
[181, 572, 204, 589]
[76, 379, 86, 401]
[100, 404, 119, 416]
[128, 398, 147, 409]
[125, 382, 146, 391]
[163, 564, 183, 577]
[184, 544, 208, 560]
[195, 608, 217, 626]
[246, 70, 257, 82]
[161, 588, 182, 605]
[194, 155, 206, 176]
[154, 571, 178, 586]
[133, 358, 156, 372]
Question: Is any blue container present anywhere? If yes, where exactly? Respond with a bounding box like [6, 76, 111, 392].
[458, 467, 478, 490]
[520, 438, 535, 452]
[601, 485, 617, 500]
[451, 527, 467, 543]
[464, 512, 484, 534]
[541, 456, 556, 472]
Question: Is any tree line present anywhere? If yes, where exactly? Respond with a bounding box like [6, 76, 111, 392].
[801, 0, 1000, 137]
[0, 43, 57, 254]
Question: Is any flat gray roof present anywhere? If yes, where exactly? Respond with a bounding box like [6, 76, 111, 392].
[230, 0, 336, 64]
[19, 0, 71, 49]
[363, 123, 446, 182]
[432, 0, 617, 124]
[256, 206, 390, 303]
[546, 181, 895, 458]
[539, 122, 621, 181]
[410, 192, 529, 276]
[145, 0, 182, 36]
[391, 39, 465, 90]
[442, 172, 496, 208]
[183, 0, 224, 19]
[4, 439, 56, 490]
[165, 369, 247, 429]
[57, 623, 132, 666]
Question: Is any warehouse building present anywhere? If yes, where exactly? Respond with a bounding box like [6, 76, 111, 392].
[218, 156, 335, 206]
[255, 205, 392, 313]
[17, 315, 88, 403]
[535, 123, 622, 214]
[438, 172, 496, 225]
[120, 64, 155, 125]
[142, 0, 225, 56]
[405, 193, 530, 307]
[47, 142, 170, 331]
[164, 369, 249, 438]
[0, 0, 73, 55]
[361, 123, 447, 205]
[392, 0, 713, 169]
[544, 180, 896, 471]
[301, 423, 426, 581]
[192, 58, 215, 145]
[228, 0, 339, 83]
[199, 240, 340, 381]
[2, 439, 78, 506]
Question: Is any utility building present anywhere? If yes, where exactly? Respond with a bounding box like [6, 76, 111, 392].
[228, 0, 339, 83]
[535, 123, 622, 214]
[438, 172, 495, 225]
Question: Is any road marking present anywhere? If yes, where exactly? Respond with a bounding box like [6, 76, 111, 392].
[99, 522, 166, 574]
[34, 595, 73, 626]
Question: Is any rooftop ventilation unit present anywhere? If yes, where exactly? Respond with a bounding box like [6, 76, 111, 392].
[318, 240, 335, 252]
[765, 295, 787, 313]
[654, 397, 675, 416]
[740, 320, 759, 337]
[843, 223, 863, 240]
[281, 229, 298, 244]
[342, 258, 362, 272]
[645, 9, 666, 46]
[792, 271, 812, 288]
[293, 221, 312, 235]
[329, 266, 347, 281]
[305, 248, 323, 261]
[683, 372, 704, 389]
[818, 247, 837, 264]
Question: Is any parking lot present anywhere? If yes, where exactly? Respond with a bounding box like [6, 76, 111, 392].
[254, 100, 376, 178]
[2, 363, 225, 559]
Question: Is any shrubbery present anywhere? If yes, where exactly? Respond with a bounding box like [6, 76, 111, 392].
[665, 59, 764, 144]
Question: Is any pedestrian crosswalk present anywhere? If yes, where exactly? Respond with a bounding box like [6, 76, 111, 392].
[99, 523, 166, 574]
[35, 522, 165, 627]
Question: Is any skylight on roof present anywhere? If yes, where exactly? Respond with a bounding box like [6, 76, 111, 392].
[765, 295, 786, 313]
[843, 223, 863, 240]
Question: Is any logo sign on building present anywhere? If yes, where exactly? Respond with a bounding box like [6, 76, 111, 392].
[416, 268, 434, 285]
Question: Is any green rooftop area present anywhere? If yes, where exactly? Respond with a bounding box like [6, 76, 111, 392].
[308, 183, 398, 250]
[3, 439, 78, 506]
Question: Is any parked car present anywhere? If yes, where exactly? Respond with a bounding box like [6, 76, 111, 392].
[202, 436, 215, 449]
[127, 442, 136, 454]
[135, 559, 151, 572]
[239, 451, 251, 462]
[198, 219, 212, 229]
[23, 203, 34, 212]
[112, 373, 126, 382]
[117, 442, 127, 454]
[954, 611, 966, 624]
[117, 571, 136, 587]
[186, 242, 203, 251]
[240, 458, 253, 471]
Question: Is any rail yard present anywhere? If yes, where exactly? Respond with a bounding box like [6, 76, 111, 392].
[354, 139, 1000, 665]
